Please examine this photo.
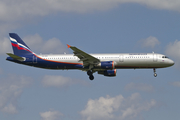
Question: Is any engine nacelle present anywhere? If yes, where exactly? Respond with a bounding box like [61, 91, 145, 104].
[97, 61, 115, 69]
[98, 69, 117, 77]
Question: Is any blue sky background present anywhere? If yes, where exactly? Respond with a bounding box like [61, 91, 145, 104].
[0, 1, 180, 120]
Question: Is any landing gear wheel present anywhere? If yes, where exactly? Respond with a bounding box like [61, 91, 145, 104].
[153, 68, 157, 77]
[89, 75, 94, 80]
[87, 70, 94, 80]
[154, 73, 157, 77]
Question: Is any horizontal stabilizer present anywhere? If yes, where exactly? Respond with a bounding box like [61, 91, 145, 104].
[6, 53, 25, 61]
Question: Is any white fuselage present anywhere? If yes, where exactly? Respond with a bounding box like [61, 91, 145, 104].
[37, 53, 174, 69]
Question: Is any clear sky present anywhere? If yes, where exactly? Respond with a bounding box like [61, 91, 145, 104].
[0, 1, 180, 120]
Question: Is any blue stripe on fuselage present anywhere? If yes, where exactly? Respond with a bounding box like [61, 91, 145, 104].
[6, 55, 83, 69]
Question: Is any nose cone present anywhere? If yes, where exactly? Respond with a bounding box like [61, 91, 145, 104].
[168, 59, 175, 66]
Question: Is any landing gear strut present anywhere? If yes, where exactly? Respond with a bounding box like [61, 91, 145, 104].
[153, 68, 157, 77]
[87, 70, 94, 80]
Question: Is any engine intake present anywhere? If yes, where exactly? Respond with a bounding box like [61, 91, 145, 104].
[97, 61, 115, 69]
[98, 69, 117, 77]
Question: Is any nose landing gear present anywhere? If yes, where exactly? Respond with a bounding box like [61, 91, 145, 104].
[153, 68, 157, 77]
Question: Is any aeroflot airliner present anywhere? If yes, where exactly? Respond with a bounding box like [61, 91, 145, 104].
[6, 33, 174, 80]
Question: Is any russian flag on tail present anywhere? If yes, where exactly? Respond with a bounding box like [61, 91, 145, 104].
[9, 33, 33, 56]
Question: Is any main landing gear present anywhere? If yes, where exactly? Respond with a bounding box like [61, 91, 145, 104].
[87, 70, 94, 80]
[153, 68, 157, 77]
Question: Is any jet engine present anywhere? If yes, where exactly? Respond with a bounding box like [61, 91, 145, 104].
[98, 69, 117, 77]
[97, 61, 115, 69]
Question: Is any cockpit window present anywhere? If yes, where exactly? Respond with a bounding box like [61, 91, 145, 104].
[162, 56, 168, 58]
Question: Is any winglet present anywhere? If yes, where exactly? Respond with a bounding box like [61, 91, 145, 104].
[67, 44, 71, 48]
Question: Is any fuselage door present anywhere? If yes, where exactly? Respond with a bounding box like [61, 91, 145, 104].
[33, 55, 37, 63]
[153, 54, 157, 62]
[119, 55, 124, 62]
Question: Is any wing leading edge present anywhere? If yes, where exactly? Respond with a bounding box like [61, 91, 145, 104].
[67, 44, 100, 68]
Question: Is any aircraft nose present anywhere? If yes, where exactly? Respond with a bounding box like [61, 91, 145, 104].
[169, 59, 175, 66]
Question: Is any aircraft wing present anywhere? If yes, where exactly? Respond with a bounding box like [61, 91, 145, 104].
[67, 44, 100, 67]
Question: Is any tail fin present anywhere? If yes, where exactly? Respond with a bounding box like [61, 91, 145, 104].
[9, 33, 33, 56]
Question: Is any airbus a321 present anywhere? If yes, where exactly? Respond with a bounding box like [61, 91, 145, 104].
[6, 33, 174, 80]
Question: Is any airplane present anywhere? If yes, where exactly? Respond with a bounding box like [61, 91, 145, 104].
[6, 33, 174, 80]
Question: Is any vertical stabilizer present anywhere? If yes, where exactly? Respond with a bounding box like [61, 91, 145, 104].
[9, 33, 33, 56]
